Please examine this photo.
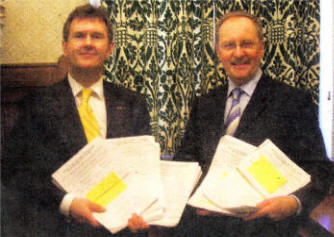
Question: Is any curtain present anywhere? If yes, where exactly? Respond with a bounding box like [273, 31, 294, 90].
[214, 0, 320, 101]
[102, 0, 320, 155]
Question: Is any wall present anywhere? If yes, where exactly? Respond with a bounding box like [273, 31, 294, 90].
[1, 0, 87, 65]
[319, 0, 334, 160]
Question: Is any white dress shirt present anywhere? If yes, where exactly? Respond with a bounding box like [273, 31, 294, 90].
[224, 69, 262, 121]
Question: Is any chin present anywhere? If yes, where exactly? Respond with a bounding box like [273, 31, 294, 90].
[78, 63, 101, 69]
[73, 65, 102, 73]
[230, 76, 252, 86]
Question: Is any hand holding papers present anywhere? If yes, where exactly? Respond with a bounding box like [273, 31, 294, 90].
[52, 136, 202, 233]
[188, 136, 257, 215]
[189, 136, 311, 217]
[52, 136, 163, 233]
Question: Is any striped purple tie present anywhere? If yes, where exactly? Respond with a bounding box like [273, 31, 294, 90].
[225, 88, 243, 136]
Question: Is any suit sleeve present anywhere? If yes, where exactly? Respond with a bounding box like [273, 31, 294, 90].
[1, 93, 66, 211]
[135, 93, 151, 136]
[174, 92, 225, 173]
[174, 98, 201, 162]
[286, 92, 334, 215]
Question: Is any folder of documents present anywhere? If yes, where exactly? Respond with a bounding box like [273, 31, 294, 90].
[188, 136, 310, 217]
[52, 136, 202, 233]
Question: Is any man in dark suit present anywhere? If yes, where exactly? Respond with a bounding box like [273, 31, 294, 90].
[2, 4, 150, 236]
[174, 11, 334, 236]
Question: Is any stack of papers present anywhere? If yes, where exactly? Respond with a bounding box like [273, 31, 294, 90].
[188, 135, 311, 217]
[149, 160, 202, 227]
[52, 136, 201, 233]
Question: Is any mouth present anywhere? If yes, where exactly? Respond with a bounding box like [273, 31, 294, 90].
[231, 58, 250, 66]
[231, 63, 250, 69]
[230, 58, 251, 70]
[79, 52, 96, 56]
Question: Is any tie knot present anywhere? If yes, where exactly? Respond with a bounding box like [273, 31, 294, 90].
[81, 88, 93, 104]
[231, 88, 243, 101]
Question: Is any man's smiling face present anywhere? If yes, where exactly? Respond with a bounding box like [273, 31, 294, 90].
[216, 16, 264, 86]
[62, 17, 113, 71]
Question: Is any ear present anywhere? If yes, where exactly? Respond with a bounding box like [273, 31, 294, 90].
[107, 41, 114, 56]
[259, 40, 265, 58]
[216, 45, 222, 62]
[62, 40, 68, 57]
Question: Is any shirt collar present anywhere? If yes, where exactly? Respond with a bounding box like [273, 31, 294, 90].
[67, 73, 104, 99]
[227, 69, 262, 97]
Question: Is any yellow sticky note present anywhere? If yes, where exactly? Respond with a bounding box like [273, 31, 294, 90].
[86, 172, 127, 207]
[247, 155, 287, 194]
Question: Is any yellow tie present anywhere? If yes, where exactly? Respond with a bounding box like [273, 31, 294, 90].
[78, 88, 100, 143]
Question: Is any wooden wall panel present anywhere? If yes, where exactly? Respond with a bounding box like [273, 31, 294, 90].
[1, 56, 68, 145]
[1, 56, 68, 87]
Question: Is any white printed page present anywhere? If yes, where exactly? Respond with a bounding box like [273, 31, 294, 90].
[210, 135, 257, 168]
[51, 136, 164, 234]
[104, 137, 166, 222]
[148, 160, 202, 227]
[204, 169, 262, 216]
[204, 139, 311, 216]
[94, 173, 160, 233]
[52, 138, 124, 197]
[188, 136, 256, 214]
[239, 139, 311, 199]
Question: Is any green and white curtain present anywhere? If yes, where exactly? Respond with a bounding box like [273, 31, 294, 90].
[102, 0, 320, 155]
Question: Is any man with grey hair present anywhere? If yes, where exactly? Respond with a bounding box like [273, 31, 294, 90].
[175, 11, 334, 236]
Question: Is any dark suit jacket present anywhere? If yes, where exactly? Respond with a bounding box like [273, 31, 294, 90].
[174, 74, 334, 236]
[2, 78, 151, 237]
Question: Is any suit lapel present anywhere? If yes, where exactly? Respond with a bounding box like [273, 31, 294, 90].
[104, 82, 127, 138]
[235, 75, 273, 137]
[216, 86, 228, 136]
[197, 85, 228, 138]
[51, 78, 87, 151]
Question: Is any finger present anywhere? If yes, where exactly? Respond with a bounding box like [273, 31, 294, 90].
[244, 204, 272, 221]
[133, 214, 149, 230]
[140, 221, 149, 230]
[74, 210, 101, 227]
[88, 201, 106, 213]
[86, 212, 101, 227]
[196, 208, 221, 216]
[258, 196, 298, 221]
[128, 216, 137, 233]
[267, 213, 281, 221]
[70, 198, 102, 227]
[196, 208, 211, 216]
[128, 213, 148, 233]
[132, 214, 142, 231]
[256, 199, 271, 209]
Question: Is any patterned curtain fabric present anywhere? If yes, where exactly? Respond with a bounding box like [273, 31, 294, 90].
[102, 0, 320, 155]
[214, 0, 320, 101]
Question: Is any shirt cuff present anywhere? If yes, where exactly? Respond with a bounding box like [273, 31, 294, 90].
[290, 195, 302, 215]
[59, 193, 75, 217]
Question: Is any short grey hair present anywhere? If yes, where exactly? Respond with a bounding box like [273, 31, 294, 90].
[216, 11, 264, 44]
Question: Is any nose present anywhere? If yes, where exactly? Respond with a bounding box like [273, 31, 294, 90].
[84, 35, 92, 46]
[234, 45, 245, 58]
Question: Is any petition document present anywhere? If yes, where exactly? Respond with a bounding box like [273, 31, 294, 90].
[104, 136, 166, 224]
[187, 136, 256, 215]
[148, 160, 202, 227]
[205, 139, 311, 216]
[52, 136, 163, 234]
